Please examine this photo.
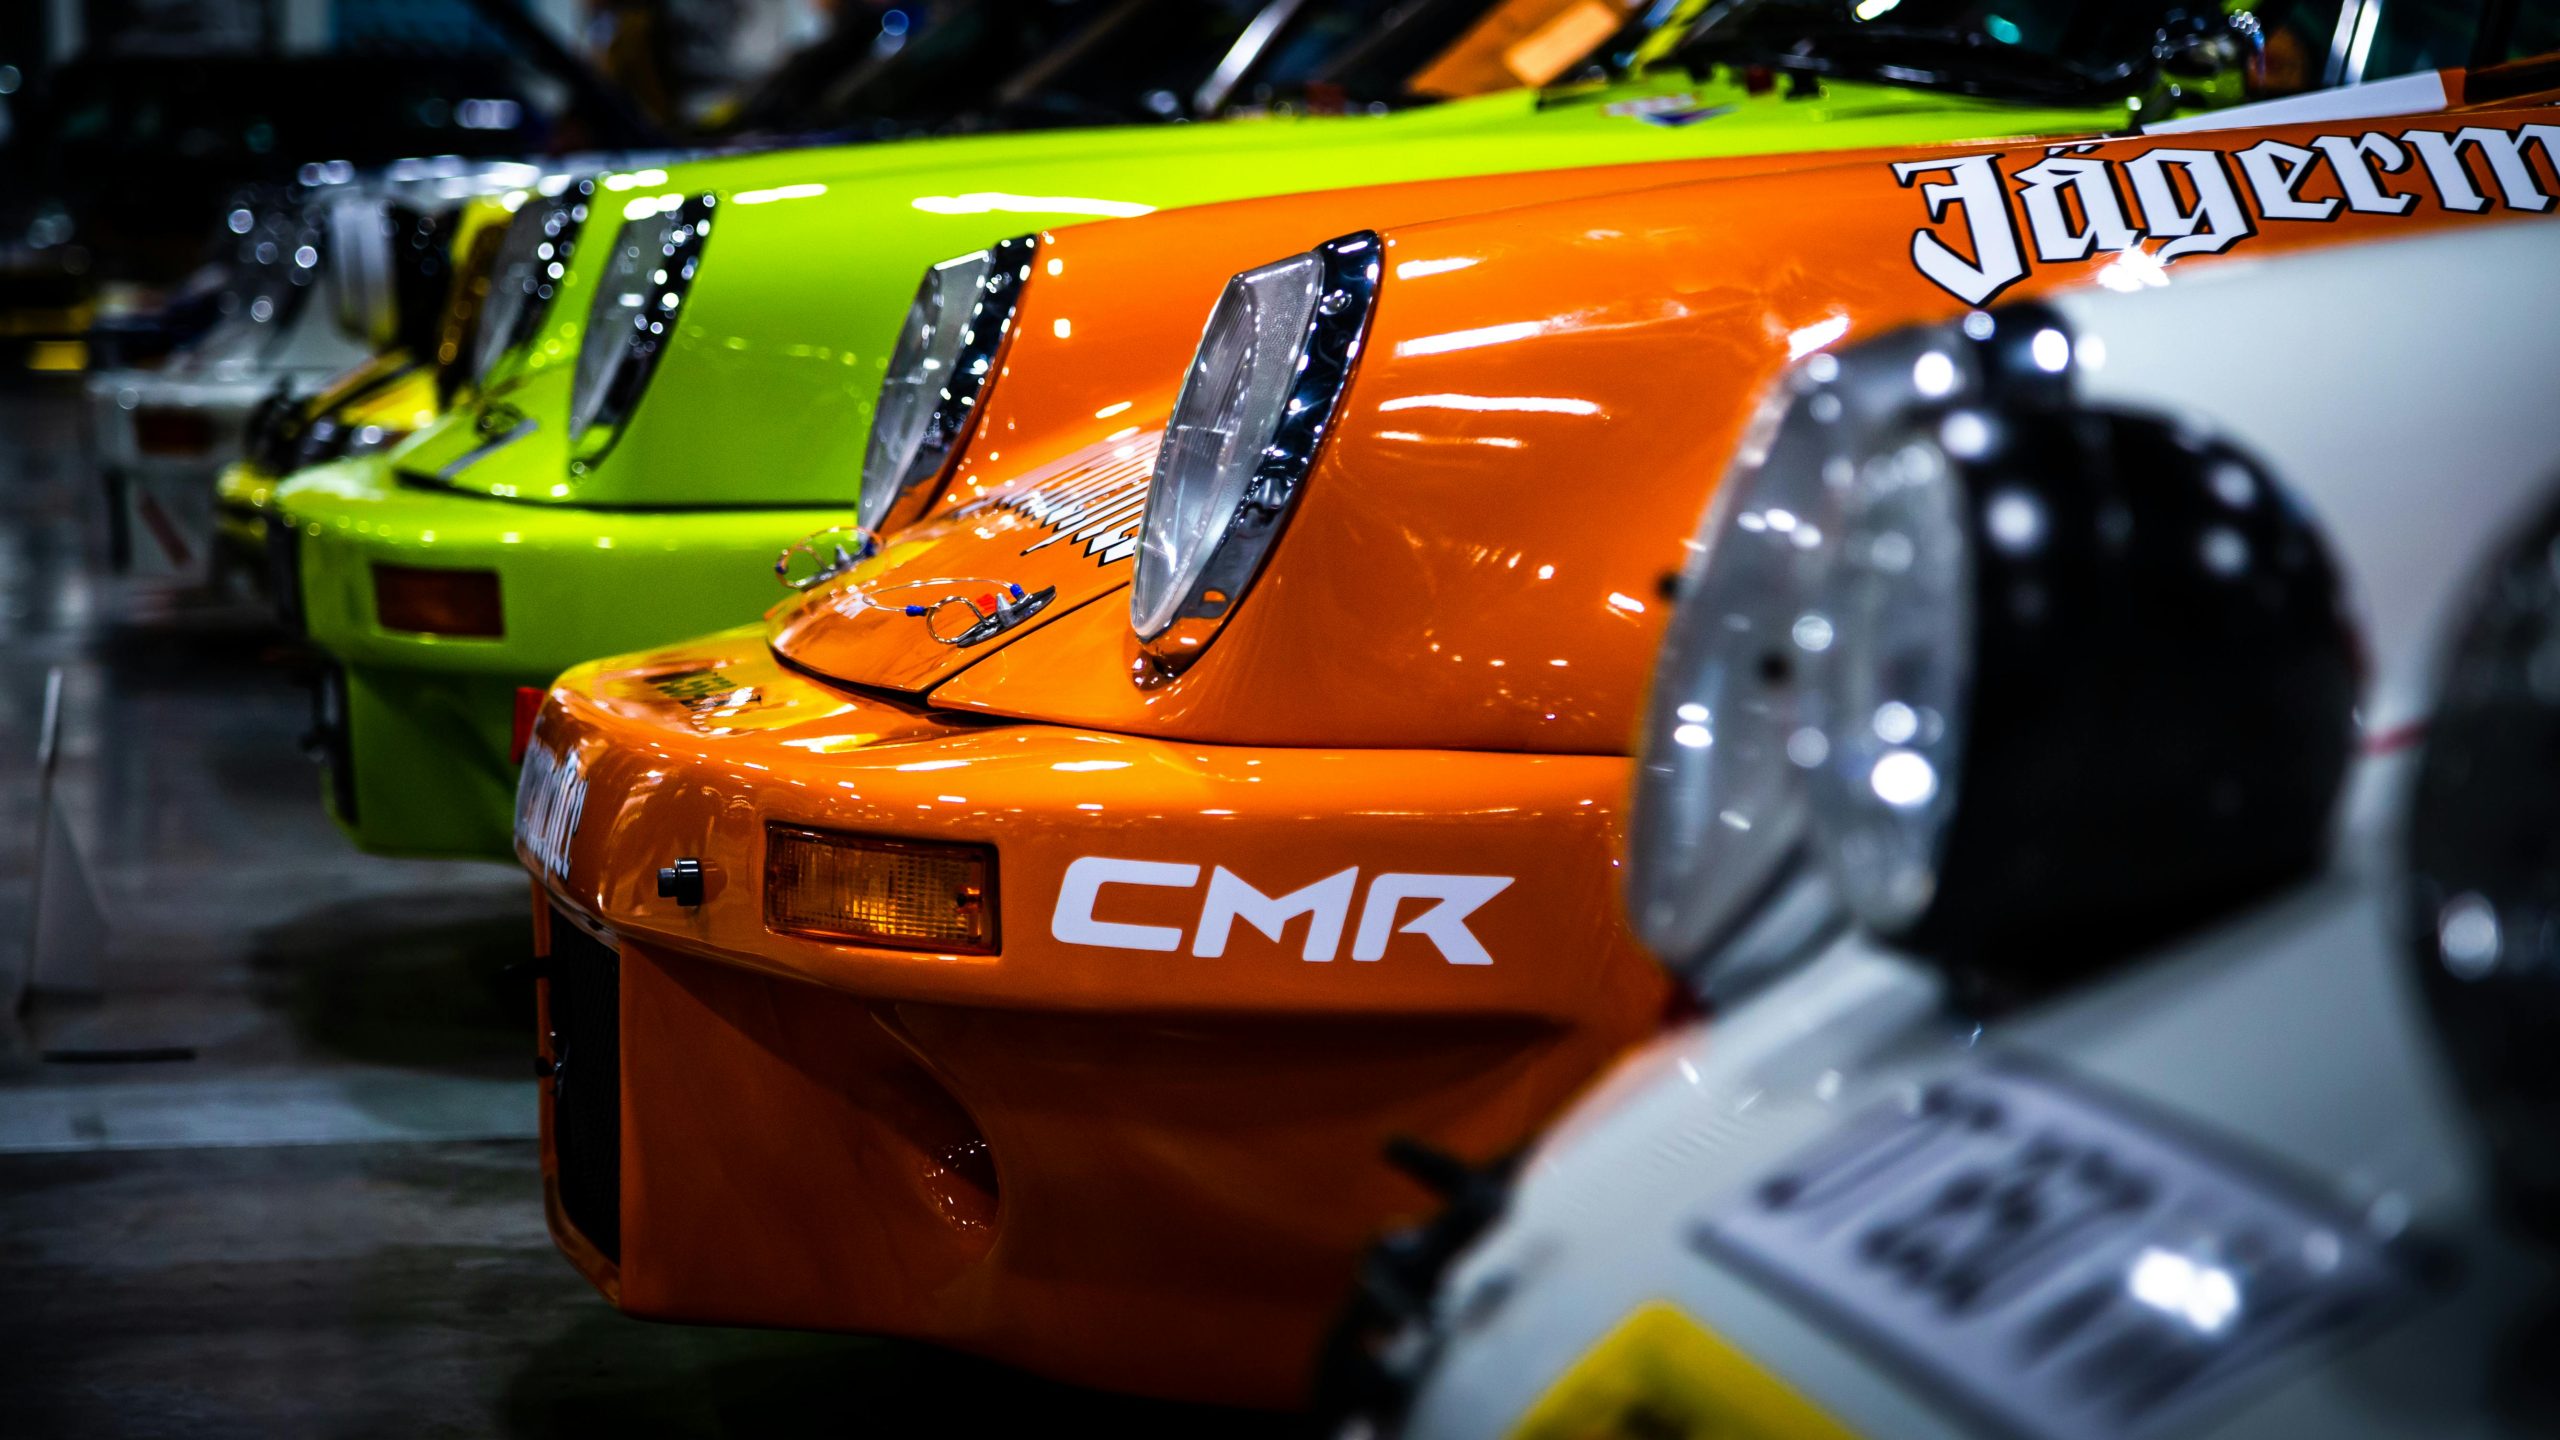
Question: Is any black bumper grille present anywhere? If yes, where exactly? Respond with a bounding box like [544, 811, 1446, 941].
[301, 662, 357, 825]
[548, 909, 622, 1263]
[265, 518, 305, 635]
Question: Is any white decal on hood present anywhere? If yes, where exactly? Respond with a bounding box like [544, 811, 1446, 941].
[960, 433, 1161, 567]
[1050, 857, 1513, 966]
[1897, 121, 2560, 306]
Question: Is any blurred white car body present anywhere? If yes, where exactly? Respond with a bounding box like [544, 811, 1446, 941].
[1397, 219, 2560, 1440]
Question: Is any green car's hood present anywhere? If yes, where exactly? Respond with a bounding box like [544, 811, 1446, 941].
[386, 68, 2137, 511]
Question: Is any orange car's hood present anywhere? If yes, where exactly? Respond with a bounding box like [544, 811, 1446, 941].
[756, 153, 1891, 698]
[771, 99, 2560, 741]
[766, 429, 1157, 692]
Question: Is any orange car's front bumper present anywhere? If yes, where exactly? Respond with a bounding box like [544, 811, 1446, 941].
[520, 624, 1668, 1405]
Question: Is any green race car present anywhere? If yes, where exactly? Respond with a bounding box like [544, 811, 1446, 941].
[274, 0, 2349, 859]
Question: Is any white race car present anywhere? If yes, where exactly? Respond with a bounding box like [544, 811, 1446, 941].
[85, 157, 546, 580]
[1366, 217, 2560, 1440]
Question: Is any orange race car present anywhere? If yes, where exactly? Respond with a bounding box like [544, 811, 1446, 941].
[516, 83, 2560, 1405]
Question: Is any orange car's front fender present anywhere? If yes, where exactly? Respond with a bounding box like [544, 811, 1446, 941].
[522, 625, 1667, 1404]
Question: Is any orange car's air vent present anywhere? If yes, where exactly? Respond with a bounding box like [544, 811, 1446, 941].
[545, 909, 621, 1263]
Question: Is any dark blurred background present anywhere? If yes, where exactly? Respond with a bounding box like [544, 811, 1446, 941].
[0, 3, 1565, 1433]
[0, 0, 1581, 305]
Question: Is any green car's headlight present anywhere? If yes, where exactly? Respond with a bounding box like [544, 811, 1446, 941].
[569, 193, 714, 470]
[859, 235, 1035, 534]
[472, 181, 590, 389]
[1129, 231, 1378, 679]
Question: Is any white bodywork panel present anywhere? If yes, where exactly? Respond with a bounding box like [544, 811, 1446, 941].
[1404, 221, 2560, 1440]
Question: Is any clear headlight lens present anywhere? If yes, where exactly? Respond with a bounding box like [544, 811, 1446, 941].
[1803, 437, 1973, 934]
[2407, 487, 2560, 1219]
[1129, 232, 1377, 671]
[1637, 300, 2357, 1000]
[1627, 330, 1982, 968]
[569, 194, 714, 462]
[327, 197, 397, 349]
[568, 217, 656, 437]
[1627, 387, 1844, 965]
[858, 237, 1034, 533]
[472, 187, 588, 387]
[1132, 253, 1321, 638]
[862, 251, 991, 527]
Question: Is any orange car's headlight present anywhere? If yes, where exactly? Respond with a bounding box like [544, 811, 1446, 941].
[765, 824, 999, 954]
[1129, 230, 1380, 680]
[470, 180, 592, 390]
[860, 235, 1035, 534]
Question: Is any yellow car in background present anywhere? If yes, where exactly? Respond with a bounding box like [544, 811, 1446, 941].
[209, 190, 516, 590]
[96, 168, 531, 585]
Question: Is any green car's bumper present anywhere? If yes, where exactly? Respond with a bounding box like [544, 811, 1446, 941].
[279, 458, 827, 858]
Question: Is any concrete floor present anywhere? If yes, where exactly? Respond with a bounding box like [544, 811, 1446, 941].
[0, 386, 1300, 1437]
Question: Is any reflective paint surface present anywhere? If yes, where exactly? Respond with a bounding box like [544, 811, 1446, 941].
[858, 104, 2560, 755]
[522, 623, 1664, 1403]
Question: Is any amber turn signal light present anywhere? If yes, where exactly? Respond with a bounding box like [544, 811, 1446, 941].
[372, 563, 504, 637]
[766, 824, 998, 954]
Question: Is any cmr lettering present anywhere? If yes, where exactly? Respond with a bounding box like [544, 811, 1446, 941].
[515, 741, 588, 880]
[1051, 857, 1515, 965]
[1896, 122, 2560, 306]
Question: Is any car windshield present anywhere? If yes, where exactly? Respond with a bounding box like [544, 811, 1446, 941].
[1318, 0, 1677, 107]
[1006, 0, 1578, 122]
[1660, 0, 2236, 100]
[1238, 0, 1485, 103]
[992, 0, 1294, 123]
[1211, 0, 1551, 112]
[752, 0, 1655, 133]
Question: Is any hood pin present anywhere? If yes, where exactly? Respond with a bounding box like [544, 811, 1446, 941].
[774, 525, 881, 591]
[907, 583, 1059, 646]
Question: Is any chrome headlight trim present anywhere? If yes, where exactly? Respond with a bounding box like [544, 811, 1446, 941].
[858, 233, 1036, 534]
[1129, 230, 1381, 679]
[2406, 480, 2560, 1231]
[568, 192, 716, 471]
[1803, 426, 1975, 937]
[1629, 317, 2042, 972]
[470, 181, 592, 390]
